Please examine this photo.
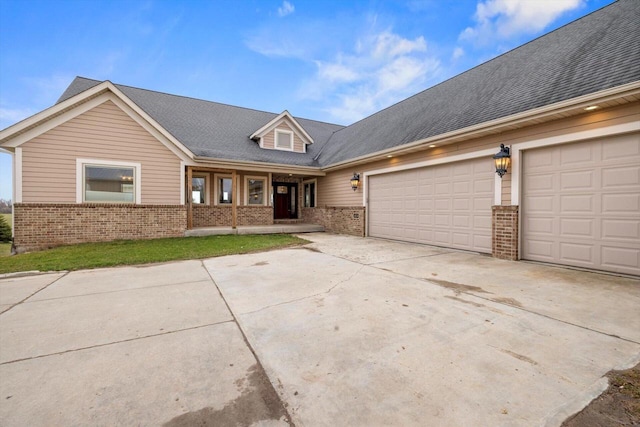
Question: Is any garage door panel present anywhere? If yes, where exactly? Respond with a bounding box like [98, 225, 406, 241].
[523, 133, 640, 275]
[527, 217, 554, 234]
[602, 193, 639, 213]
[525, 195, 554, 212]
[525, 174, 554, 192]
[561, 170, 594, 189]
[474, 196, 493, 210]
[527, 148, 555, 168]
[560, 195, 594, 213]
[368, 156, 492, 253]
[602, 219, 639, 240]
[453, 215, 470, 227]
[526, 240, 555, 259]
[560, 242, 594, 264]
[560, 143, 596, 165]
[560, 218, 594, 237]
[474, 177, 494, 193]
[602, 166, 639, 188]
[602, 137, 640, 160]
[473, 215, 492, 230]
[601, 246, 640, 271]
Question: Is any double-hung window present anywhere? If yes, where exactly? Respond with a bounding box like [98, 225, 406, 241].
[77, 159, 140, 203]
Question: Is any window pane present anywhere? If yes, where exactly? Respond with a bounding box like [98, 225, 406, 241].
[192, 177, 205, 204]
[219, 177, 232, 204]
[248, 179, 264, 205]
[275, 131, 292, 149]
[85, 166, 134, 203]
[304, 182, 315, 208]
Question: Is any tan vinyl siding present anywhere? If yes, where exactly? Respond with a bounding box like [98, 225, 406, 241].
[21, 100, 182, 204]
[319, 102, 640, 207]
[261, 121, 306, 153]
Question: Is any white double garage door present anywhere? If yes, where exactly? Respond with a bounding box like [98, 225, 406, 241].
[368, 133, 640, 276]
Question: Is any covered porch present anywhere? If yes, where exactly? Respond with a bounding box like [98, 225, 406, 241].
[185, 165, 322, 230]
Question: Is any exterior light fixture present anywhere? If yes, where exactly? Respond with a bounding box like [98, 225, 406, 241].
[493, 144, 511, 178]
[584, 105, 599, 111]
[350, 173, 360, 191]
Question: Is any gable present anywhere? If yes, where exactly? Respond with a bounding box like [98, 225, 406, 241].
[18, 100, 183, 204]
[249, 110, 314, 154]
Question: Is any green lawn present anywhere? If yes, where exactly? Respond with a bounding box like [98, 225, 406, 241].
[0, 234, 308, 274]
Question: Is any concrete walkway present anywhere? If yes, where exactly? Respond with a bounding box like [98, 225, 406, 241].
[185, 223, 324, 237]
[1, 233, 639, 426]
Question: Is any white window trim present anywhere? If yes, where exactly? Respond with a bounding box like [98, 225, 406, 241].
[214, 173, 233, 206]
[274, 129, 294, 152]
[192, 173, 210, 205]
[302, 178, 317, 208]
[244, 175, 268, 206]
[76, 158, 142, 204]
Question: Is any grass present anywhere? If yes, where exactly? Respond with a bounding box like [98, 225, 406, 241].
[0, 234, 308, 274]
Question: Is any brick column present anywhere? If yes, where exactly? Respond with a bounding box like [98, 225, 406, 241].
[492, 205, 519, 260]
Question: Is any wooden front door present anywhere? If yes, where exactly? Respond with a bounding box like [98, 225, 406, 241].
[274, 183, 297, 219]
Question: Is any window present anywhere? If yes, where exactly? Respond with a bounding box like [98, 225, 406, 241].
[245, 177, 266, 205]
[275, 129, 293, 151]
[77, 159, 140, 204]
[192, 175, 208, 204]
[217, 175, 233, 204]
[303, 180, 316, 207]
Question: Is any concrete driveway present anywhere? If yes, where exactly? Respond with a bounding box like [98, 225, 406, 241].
[1, 233, 639, 426]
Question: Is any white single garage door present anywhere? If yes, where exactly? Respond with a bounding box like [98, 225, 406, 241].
[368, 157, 494, 253]
[522, 133, 640, 276]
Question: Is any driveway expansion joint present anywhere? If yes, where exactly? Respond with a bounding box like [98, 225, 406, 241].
[0, 320, 234, 366]
[241, 265, 365, 316]
[0, 271, 69, 316]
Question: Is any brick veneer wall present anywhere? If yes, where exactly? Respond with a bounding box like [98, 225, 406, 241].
[192, 205, 274, 227]
[13, 203, 186, 253]
[492, 205, 519, 260]
[302, 206, 365, 237]
[238, 206, 274, 226]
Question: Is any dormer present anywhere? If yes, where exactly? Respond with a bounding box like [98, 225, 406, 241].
[250, 110, 313, 154]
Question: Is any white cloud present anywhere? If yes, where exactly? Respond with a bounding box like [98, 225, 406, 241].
[277, 1, 295, 17]
[452, 47, 464, 60]
[0, 106, 36, 129]
[460, 0, 584, 44]
[300, 29, 441, 123]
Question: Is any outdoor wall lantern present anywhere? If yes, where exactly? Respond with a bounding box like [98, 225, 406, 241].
[493, 144, 511, 178]
[350, 173, 360, 191]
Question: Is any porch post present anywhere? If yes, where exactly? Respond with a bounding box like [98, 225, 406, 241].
[232, 170, 237, 229]
[186, 166, 193, 230]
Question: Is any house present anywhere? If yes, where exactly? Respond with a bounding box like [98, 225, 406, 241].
[1, 0, 639, 276]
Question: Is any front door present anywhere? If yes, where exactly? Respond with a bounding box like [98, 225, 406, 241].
[274, 182, 297, 219]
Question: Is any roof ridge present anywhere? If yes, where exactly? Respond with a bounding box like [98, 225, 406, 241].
[72, 76, 345, 129]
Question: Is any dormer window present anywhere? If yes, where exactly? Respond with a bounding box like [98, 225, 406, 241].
[275, 129, 293, 151]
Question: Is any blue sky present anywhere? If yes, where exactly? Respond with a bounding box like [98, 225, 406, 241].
[0, 0, 614, 201]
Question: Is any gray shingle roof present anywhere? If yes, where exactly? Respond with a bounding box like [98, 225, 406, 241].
[58, 78, 344, 167]
[57, 0, 639, 169]
[317, 0, 640, 165]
